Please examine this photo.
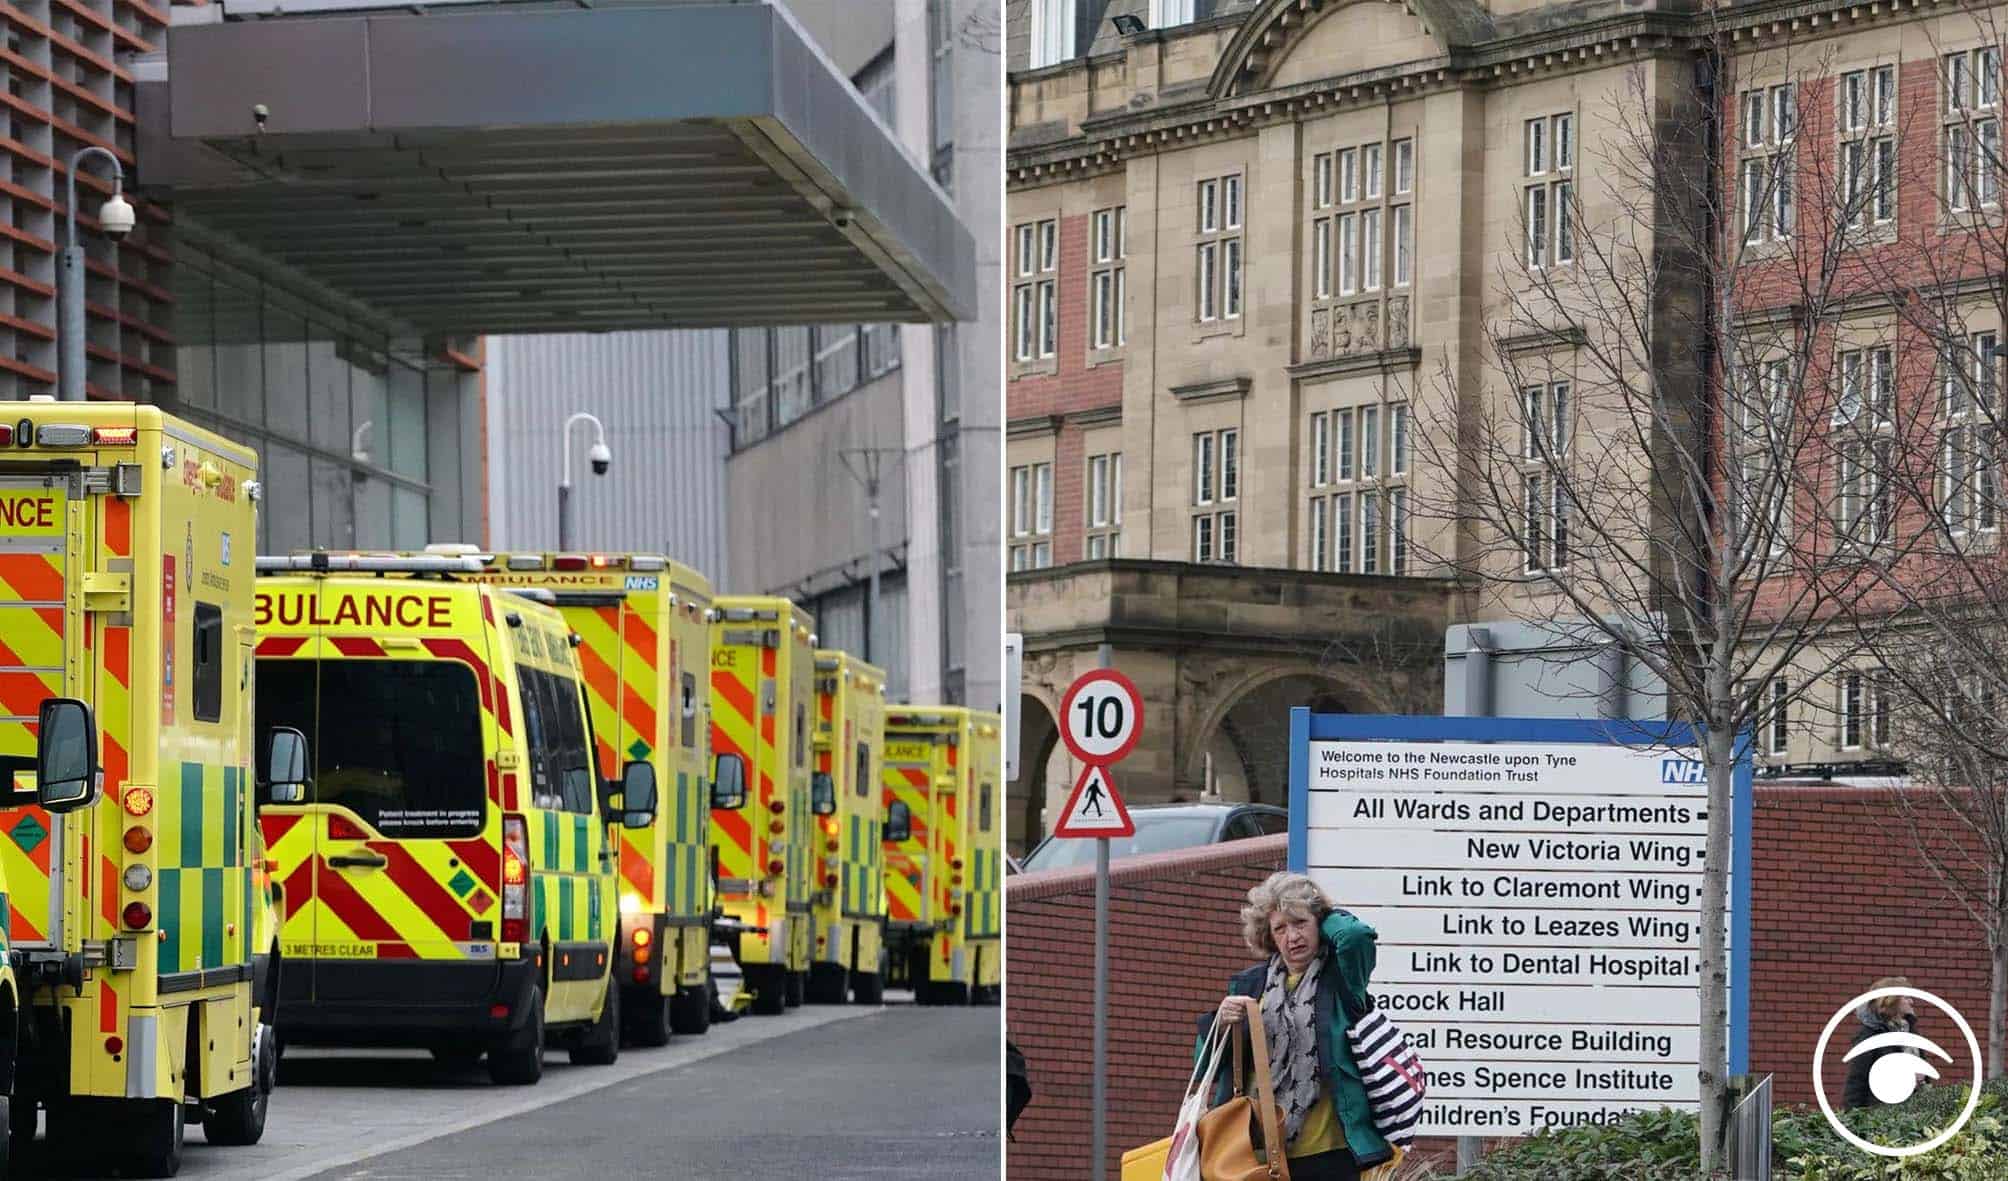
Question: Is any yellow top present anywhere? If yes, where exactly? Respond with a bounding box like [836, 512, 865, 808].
[1283, 972, 1343, 1159]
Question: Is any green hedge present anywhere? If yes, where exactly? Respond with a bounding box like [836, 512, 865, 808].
[1452, 1078, 2008, 1181]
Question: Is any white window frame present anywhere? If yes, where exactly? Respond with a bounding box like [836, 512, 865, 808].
[1028, 0, 1075, 70]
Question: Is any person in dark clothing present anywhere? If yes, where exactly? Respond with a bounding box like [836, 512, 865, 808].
[1194, 871, 1395, 1181]
[1006, 1041, 1032, 1139]
[1843, 977, 1921, 1109]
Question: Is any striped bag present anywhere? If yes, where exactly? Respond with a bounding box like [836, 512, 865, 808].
[1345, 1007, 1427, 1146]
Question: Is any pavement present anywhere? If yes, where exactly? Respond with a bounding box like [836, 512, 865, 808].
[17, 995, 1001, 1180]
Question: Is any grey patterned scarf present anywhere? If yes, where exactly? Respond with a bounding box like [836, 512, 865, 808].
[1258, 952, 1324, 1144]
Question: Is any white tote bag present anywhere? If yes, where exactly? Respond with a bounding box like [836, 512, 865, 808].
[1163, 1020, 1232, 1181]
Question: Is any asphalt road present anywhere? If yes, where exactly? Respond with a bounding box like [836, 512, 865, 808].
[19, 995, 1000, 1180]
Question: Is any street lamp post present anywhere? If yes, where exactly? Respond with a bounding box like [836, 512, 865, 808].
[557, 411, 612, 551]
[60, 146, 134, 402]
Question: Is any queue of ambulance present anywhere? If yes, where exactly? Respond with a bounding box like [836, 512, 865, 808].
[0, 403, 999, 1175]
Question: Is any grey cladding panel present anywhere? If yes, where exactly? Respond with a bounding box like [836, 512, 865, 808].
[366, 7, 775, 130]
[169, 19, 371, 136]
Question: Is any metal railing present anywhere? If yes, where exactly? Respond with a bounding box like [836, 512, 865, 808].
[1728, 1073, 1774, 1181]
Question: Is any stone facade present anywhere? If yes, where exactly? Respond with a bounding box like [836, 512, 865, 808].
[1007, 0, 2002, 841]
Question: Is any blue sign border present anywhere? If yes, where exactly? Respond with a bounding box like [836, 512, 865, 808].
[1286, 709, 1752, 1076]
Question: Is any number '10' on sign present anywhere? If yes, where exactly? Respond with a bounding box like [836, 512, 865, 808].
[1058, 668, 1144, 765]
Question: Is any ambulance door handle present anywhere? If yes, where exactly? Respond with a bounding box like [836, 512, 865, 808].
[328, 853, 387, 869]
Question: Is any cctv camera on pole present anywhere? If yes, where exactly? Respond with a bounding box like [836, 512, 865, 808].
[60, 147, 132, 402]
[558, 411, 611, 551]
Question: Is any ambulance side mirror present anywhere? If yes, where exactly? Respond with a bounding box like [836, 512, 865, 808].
[711, 753, 746, 810]
[882, 800, 911, 844]
[620, 761, 657, 830]
[261, 726, 309, 805]
[810, 772, 836, 816]
[35, 698, 98, 813]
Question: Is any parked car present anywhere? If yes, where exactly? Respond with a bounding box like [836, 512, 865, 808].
[1019, 803, 1288, 873]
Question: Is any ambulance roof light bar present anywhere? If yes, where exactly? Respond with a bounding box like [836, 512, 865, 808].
[256, 553, 485, 574]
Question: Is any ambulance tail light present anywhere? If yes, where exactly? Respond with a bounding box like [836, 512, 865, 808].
[766, 858, 785, 877]
[553, 555, 588, 571]
[122, 902, 151, 930]
[0, 425, 12, 446]
[92, 427, 137, 446]
[501, 814, 529, 944]
[589, 554, 619, 569]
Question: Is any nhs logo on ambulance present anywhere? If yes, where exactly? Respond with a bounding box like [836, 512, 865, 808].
[625, 575, 659, 591]
[1660, 758, 1706, 784]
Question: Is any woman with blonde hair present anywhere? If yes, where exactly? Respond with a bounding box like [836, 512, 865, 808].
[1198, 870, 1393, 1181]
[1842, 975, 1921, 1109]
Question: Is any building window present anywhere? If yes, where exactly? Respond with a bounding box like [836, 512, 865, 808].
[1150, 0, 1195, 26]
[1009, 461, 1053, 570]
[1337, 409, 1355, 480]
[1334, 492, 1354, 572]
[1741, 84, 1796, 241]
[1946, 48, 2003, 211]
[1196, 174, 1242, 322]
[1192, 428, 1238, 562]
[1834, 346, 1894, 550]
[1360, 404, 1380, 478]
[1765, 678, 1790, 756]
[1840, 671, 1866, 750]
[1942, 331, 2000, 535]
[1389, 487, 1409, 575]
[1361, 490, 1381, 574]
[1524, 114, 1574, 268]
[1311, 412, 1331, 486]
[1310, 496, 1329, 571]
[1314, 140, 1410, 303]
[1092, 206, 1127, 350]
[1013, 219, 1058, 362]
[1841, 66, 1897, 230]
[1733, 358, 1792, 556]
[1872, 672, 1891, 747]
[1086, 451, 1122, 558]
[1029, 0, 1074, 69]
[1390, 404, 1409, 476]
[1520, 381, 1572, 572]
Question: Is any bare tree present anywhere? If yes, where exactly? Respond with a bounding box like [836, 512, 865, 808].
[1406, 39, 1928, 1170]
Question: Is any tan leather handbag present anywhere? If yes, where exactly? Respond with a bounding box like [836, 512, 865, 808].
[1197, 1007, 1292, 1181]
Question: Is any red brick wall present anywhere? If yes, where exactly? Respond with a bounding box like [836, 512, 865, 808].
[1005, 789, 1991, 1178]
[1008, 211, 1125, 565]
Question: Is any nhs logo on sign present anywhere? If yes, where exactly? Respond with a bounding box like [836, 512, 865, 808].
[1660, 759, 1706, 784]
[625, 575, 659, 591]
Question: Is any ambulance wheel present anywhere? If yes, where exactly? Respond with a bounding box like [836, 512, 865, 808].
[571, 976, 620, 1066]
[745, 965, 786, 1015]
[670, 985, 712, 1035]
[127, 1098, 184, 1177]
[938, 981, 970, 1006]
[806, 963, 847, 1004]
[487, 987, 546, 1086]
[850, 970, 884, 1005]
[205, 1023, 276, 1146]
[783, 969, 805, 1008]
[625, 986, 672, 1047]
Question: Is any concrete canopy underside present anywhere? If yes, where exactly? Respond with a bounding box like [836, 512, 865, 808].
[143, 2, 975, 334]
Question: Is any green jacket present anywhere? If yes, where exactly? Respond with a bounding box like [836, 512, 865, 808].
[1194, 910, 1394, 1167]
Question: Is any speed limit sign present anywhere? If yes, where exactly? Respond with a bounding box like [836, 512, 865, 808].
[1059, 668, 1143, 765]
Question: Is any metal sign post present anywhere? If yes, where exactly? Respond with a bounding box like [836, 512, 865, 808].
[1053, 658, 1143, 1181]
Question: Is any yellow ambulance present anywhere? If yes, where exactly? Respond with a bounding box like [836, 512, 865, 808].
[708, 595, 813, 1015]
[882, 706, 1002, 1006]
[253, 554, 653, 1085]
[806, 649, 886, 1004]
[0, 403, 275, 1176]
[451, 550, 718, 1045]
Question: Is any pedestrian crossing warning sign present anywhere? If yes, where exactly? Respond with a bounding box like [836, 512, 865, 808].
[1053, 762, 1134, 838]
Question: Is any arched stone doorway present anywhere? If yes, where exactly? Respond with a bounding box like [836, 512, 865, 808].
[1187, 672, 1354, 807]
[1009, 693, 1060, 856]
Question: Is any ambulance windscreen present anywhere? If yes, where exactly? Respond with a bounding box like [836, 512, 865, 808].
[256, 659, 486, 838]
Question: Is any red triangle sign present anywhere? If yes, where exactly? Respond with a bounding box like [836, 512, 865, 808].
[1052, 763, 1134, 838]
